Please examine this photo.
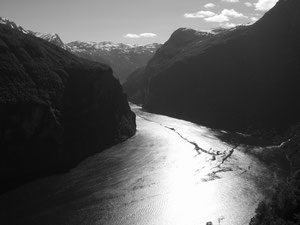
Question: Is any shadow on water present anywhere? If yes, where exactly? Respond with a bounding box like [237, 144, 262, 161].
[135, 103, 291, 186]
[214, 130, 273, 148]
[132, 103, 273, 147]
[0, 103, 290, 225]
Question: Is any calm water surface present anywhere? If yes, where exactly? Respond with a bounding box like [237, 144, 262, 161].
[0, 105, 275, 225]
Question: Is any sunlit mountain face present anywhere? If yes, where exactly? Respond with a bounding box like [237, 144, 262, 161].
[66, 41, 162, 84]
[1, 0, 300, 225]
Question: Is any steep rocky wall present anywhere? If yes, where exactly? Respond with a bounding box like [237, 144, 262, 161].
[0, 24, 136, 193]
[125, 0, 300, 133]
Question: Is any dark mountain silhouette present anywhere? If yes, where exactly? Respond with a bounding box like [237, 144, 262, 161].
[66, 41, 162, 84]
[249, 124, 300, 224]
[124, 27, 228, 104]
[0, 23, 136, 193]
[124, 0, 300, 133]
[0, 17, 66, 49]
[0, 17, 29, 34]
[0, 17, 161, 84]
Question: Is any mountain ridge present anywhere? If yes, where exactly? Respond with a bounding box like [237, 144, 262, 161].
[0, 16, 161, 83]
[124, 0, 300, 133]
[66, 41, 162, 83]
[0, 22, 136, 193]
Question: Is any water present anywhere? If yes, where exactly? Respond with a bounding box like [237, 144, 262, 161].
[0, 105, 275, 225]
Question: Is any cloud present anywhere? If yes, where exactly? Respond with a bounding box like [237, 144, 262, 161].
[204, 3, 216, 8]
[204, 9, 247, 23]
[139, 33, 157, 38]
[223, 22, 237, 28]
[184, 10, 215, 18]
[244, 2, 253, 7]
[124, 33, 157, 38]
[251, 17, 259, 21]
[221, 9, 247, 18]
[222, 0, 239, 2]
[124, 34, 140, 38]
[255, 0, 278, 11]
[205, 14, 229, 22]
[185, 8, 247, 24]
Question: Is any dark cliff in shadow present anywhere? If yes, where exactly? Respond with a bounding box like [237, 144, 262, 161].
[250, 124, 300, 224]
[124, 0, 300, 133]
[0, 24, 136, 193]
[123, 28, 219, 104]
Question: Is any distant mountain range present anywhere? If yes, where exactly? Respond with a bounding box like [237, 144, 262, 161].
[124, 0, 300, 133]
[66, 41, 162, 83]
[0, 17, 161, 83]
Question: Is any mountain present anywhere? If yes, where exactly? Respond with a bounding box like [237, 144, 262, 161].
[0, 23, 136, 193]
[249, 123, 300, 224]
[66, 41, 162, 83]
[0, 17, 66, 49]
[123, 27, 229, 103]
[0, 17, 161, 84]
[30, 32, 66, 49]
[124, 0, 300, 134]
[0, 17, 29, 34]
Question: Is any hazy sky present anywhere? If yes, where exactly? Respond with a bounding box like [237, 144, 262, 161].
[0, 0, 278, 45]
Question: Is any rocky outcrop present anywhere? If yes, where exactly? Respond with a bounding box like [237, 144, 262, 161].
[125, 0, 300, 133]
[0, 24, 136, 193]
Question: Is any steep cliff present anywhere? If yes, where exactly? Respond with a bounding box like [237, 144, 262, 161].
[250, 124, 300, 224]
[0, 24, 136, 193]
[123, 28, 222, 104]
[125, 0, 300, 133]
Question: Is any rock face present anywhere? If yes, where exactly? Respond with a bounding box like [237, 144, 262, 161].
[30, 32, 67, 49]
[0, 23, 136, 193]
[249, 124, 300, 225]
[66, 42, 162, 84]
[0, 17, 29, 34]
[125, 0, 300, 133]
[123, 28, 227, 104]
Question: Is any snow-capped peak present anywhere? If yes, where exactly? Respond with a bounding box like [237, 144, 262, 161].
[0, 16, 29, 34]
[66, 41, 162, 53]
[30, 32, 66, 49]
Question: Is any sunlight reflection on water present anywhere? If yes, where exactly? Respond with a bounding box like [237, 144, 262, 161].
[0, 105, 274, 225]
[162, 144, 221, 225]
[123, 107, 271, 225]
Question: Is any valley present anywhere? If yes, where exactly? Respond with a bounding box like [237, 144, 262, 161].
[0, 0, 300, 224]
[0, 105, 278, 225]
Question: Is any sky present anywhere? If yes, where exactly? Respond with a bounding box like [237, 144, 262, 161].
[0, 0, 278, 45]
